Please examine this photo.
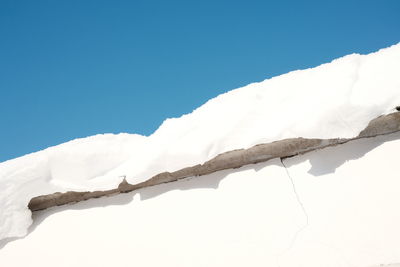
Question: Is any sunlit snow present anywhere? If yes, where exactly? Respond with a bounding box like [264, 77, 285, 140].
[0, 43, 399, 242]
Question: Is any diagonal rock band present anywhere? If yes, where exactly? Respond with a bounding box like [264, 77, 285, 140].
[28, 111, 400, 212]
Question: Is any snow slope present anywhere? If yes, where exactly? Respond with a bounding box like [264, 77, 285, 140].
[0, 43, 400, 241]
[1, 132, 399, 267]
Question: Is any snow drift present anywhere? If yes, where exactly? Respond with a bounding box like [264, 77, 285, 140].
[1, 43, 400, 242]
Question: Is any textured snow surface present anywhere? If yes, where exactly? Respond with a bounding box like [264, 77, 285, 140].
[0, 43, 400, 240]
[1, 133, 399, 267]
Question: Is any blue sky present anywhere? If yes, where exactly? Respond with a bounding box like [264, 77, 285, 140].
[0, 0, 399, 162]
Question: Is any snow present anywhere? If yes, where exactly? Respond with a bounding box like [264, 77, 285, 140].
[1, 132, 399, 267]
[0, 43, 400, 241]
[0, 134, 145, 239]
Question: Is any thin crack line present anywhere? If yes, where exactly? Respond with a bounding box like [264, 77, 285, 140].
[280, 157, 309, 249]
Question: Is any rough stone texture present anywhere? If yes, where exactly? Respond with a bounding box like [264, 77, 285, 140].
[28, 112, 400, 212]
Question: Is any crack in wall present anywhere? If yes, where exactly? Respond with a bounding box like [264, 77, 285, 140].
[276, 157, 310, 267]
[280, 157, 309, 249]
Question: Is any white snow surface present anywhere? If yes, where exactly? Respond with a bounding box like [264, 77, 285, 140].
[1, 43, 400, 241]
[1, 132, 400, 267]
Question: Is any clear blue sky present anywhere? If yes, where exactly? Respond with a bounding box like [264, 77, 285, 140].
[1, 0, 399, 162]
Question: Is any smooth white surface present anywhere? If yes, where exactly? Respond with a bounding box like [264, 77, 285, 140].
[1, 133, 399, 267]
[0, 159, 305, 267]
[0, 43, 400, 240]
[281, 133, 400, 267]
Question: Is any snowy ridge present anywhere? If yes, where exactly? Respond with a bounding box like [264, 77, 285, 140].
[1, 43, 400, 241]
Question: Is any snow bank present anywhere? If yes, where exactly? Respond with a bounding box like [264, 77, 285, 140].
[0, 134, 145, 239]
[111, 43, 400, 184]
[1, 43, 400, 240]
